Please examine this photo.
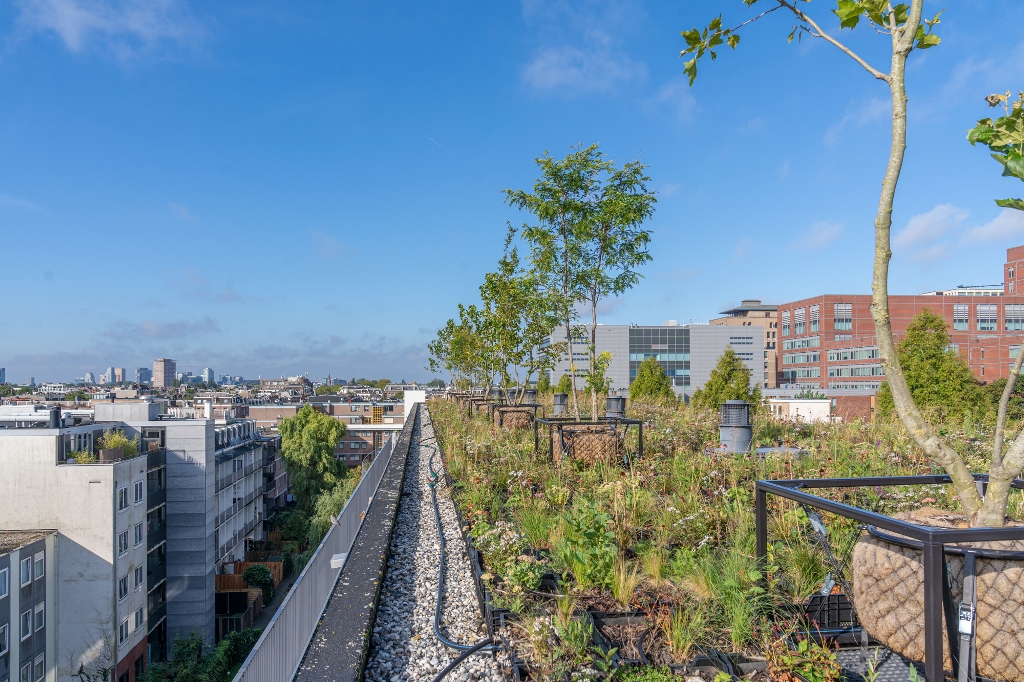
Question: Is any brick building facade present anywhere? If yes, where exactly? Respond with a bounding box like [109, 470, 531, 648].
[775, 246, 1024, 390]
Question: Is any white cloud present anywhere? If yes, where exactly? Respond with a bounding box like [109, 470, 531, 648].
[894, 204, 969, 252]
[522, 45, 646, 95]
[16, 0, 203, 57]
[168, 202, 197, 222]
[733, 237, 754, 259]
[964, 209, 1024, 243]
[0, 192, 44, 212]
[792, 221, 842, 251]
[824, 97, 889, 146]
[647, 77, 695, 123]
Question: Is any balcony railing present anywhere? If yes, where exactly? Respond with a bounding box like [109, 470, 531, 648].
[147, 448, 166, 470]
[147, 562, 166, 588]
[147, 487, 166, 510]
[147, 526, 167, 550]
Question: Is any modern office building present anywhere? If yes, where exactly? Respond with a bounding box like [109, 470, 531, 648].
[114, 368, 126, 383]
[103, 368, 116, 385]
[775, 244, 1024, 391]
[549, 323, 763, 400]
[711, 300, 779, 387]
[200, 368, 214, 384]
[84, 372, 96, 384]
[0, 368, 5, 384]
[0, 530, 56, 682]
[152, 360, 175, 389]
[135, 368, 152, 385]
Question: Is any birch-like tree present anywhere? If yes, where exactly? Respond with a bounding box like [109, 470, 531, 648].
[679, 1, 1024, 527]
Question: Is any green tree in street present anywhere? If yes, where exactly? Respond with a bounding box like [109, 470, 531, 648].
[279, 404, 347, 513]
[629, 356, 676, 402]
[876, 309, 983, 422]
[691, 348, 761, 412]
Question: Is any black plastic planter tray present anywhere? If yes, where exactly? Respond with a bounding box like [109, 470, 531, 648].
[588, 611, 649, 666]
[688, 651, 767, 676]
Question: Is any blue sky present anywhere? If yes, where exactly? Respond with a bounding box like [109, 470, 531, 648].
[2, 0, 1023, 383]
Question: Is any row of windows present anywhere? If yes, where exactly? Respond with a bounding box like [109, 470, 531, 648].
[118, 606, 146, 644]
[14, 653, 45, 682]
[828, 364, 885, 377]
[628, 353, 689, 362]
[782, 304, 848, 335]
[0, 552, 45, 597]
[780, 368, 821, 379]
[4, 602, 45, 648]
[828, 382, 881, 390]
[782, 353, 820, 365]
[117, 480, 146, 511]
[827, 346, 880, 362]
[782, 336, 820, 350]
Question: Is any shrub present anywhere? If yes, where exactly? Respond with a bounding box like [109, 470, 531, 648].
[97, 429, 140, 457]
[243, 564, 274, 604]
[552, 504, 616, 590]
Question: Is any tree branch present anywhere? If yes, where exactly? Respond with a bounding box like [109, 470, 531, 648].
[993, 344, 1024, 467]
[777, 0, 890, 82]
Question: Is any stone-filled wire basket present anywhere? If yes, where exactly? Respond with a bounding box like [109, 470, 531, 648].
[536, 417, 643, 466]
[755, 474, 1024, 682]
[494, 404, 542, 431]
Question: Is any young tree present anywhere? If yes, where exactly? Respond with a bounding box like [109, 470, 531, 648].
[556, 373, 574, 395]
[680, 2, 1023, 526]
[536, 371, 552, 393]
[629, 356, 676, 402]
[691, 348, 761, 412]
[505, 145, 604, 419]
[876, 310, 983, 422]
[279, 404, 347, 513]
[579, 155, 657, 420]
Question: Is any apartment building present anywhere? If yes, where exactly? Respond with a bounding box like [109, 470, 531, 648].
[0, 531, 56, 682]
[549, 324, 764, 400]
[775, 245, 1024, 390]
[0, 407, 155, 682]
[711, 300, 778, 387]
[151, 360, 175, 390]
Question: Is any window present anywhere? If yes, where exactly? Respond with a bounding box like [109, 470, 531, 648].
[0, 622, 8, 656]
[834, 303, 853, 330]
[135, 607, 145, 631]
[119, 618, 129, 644]
[21, 557, 31, 586]
[954, 303, 969, 331]
[978, 303, 998, 331]
[134, 522, 144, 547]
[0, 566, 8, 598]
[782, 337, 820, 350]
[21, 609, 31, 640]
[1007, 304, 1024, 331]
[834, 334, 852, 341]
[134, 565, 144, 588]
[794, 308, 806, 335]
[134, 480, 144, 504]
[781, 311, 790, 336]
[119, 573, 129, 601]
[809, 305, 820, 332]
[21, 663, 30, 682]
[828, 364, 885, 377]
[118, 530, 129, 556]
[118, 486, 129, 511]
[1012, 282, 1016, 293]
[782, 353, 820, 365]
[1010, 267, 1016, 278]
[34, 654, 44, 682]
[34, 603, 43, 631]
[827, 347, 880, 362]
[34, 552, 43, 579]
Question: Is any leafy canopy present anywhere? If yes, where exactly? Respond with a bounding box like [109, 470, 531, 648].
[279, 404, 347, 512]
[877, 309, 983, 422]
[691, 348, 761, 411]
[629, 356, 676, 402]
[968, 91, 1024, 211]
[556, 373, 574, 395]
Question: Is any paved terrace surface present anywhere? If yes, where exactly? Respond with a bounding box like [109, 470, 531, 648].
[293, 407, 414, 682]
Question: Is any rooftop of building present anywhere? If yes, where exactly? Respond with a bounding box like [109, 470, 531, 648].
[919, 284, 1005, 296]
[719, 299, 779, 315]
[0, 530, 53, 554]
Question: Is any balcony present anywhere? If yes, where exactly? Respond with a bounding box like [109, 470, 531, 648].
[147, 562, 166, 588]
[146, 447, 166, 470]
[147, 525, 166, 550]
[147, 487, 166, 510]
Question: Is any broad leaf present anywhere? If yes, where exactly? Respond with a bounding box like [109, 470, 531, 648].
[832, 0, 862, 29]
[1005, 151, 1024, 181]
[996, 198, 1024, 211]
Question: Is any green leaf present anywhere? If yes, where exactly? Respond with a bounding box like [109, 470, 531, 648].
[1005, 151, 1024, 180]
[727, 34, 740, 48]
[832, 0, 862, 28]
[967, 121, 994, 145]
[996, 198, 1024, 211]
[683, 57, 698, 86]
[681, 28, 702, 49]
[787, 28, 797, 43]
[915, 25, 941, 50]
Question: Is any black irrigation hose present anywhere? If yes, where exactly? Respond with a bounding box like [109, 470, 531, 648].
[430, 636, 497, 682]
[424, 438, 499, 655]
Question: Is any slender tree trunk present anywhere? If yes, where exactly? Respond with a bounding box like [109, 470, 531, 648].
[560, 210, 581, 420]
[870, 3, 983, 521]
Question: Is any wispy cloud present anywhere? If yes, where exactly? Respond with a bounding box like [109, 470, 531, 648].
[733, 237, 755, 260]
[312, 230, 348, 258]
[894, 204, 969, 259]
[792, 221, 842, 251]
[647, 77, 695, 124]
[824, 97, 889, 146]
[15, 0, 204, 58]
[0, 192, 45, 212]
[963, 209, 1024, 243]
[522, 44, 645, 95]
[118, 316, 220, 340]
[164, 267, 253, 304]
[168, 202, 198, 222]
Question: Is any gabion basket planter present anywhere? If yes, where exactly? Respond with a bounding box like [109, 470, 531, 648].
[493, 404, 541, 430]
[756, 474, 1024, 682]
[535, 417, 643, 466]
[852, 508, 1024, 681]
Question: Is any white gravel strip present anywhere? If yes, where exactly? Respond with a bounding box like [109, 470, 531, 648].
[365, 407, 505, 682]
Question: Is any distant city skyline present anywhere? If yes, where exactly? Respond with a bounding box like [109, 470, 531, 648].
[2, 2, 1023, 382]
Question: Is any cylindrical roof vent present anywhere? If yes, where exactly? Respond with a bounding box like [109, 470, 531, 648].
[553, 392, 567, 416]
[606, 396, 626, 419]
[721, 400, 750, 427]
[523, 389, 538, 404]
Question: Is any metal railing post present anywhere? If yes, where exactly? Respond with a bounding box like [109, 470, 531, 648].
[755, 483, 768, 587]
[922, 539, 945, 682]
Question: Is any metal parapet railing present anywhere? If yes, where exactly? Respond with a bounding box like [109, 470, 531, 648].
[231, 429, 401, 682]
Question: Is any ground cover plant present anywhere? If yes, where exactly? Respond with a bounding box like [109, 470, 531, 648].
[429, 395, 1024, 680]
